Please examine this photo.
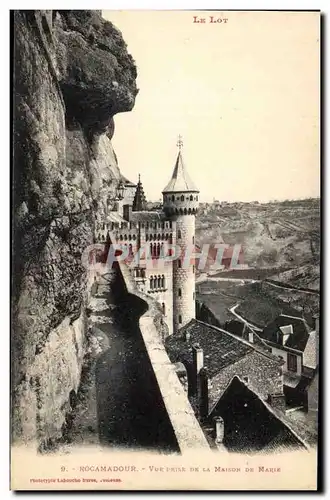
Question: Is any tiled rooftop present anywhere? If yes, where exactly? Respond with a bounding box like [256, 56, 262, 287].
[129, 211, 163, 223]
[165, 319, 280, 378]
[208, 376, 308, 451]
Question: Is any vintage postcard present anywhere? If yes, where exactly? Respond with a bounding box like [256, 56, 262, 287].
[11, 9, 320, 490]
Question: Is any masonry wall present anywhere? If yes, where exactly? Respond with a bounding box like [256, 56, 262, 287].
[116, 256, 210, 453]
[208, 351, 283, 409]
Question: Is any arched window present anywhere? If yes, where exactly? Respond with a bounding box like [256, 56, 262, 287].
[184, 208, 187, 215]
[157, 243, 161, 257]
[165, 233, 169, 240]
[141, 269, 145, 278]
[178, 229, 181, 239]
[154, 233, 157, 240]
[128, 234, 132, 241]
[150, 243, 153, 256]
[196, 196, 199, 201]
[153, 276, 158, 289]
[161, 275, 165, 288]
[150, 276, 154, 289]
[158, 233, 161, 240]
[146, 234, 149, 241]
[162, 302, 166, 315]
[124, 234, 127, 240]
[178, 288, 182, 297]
[171, 195, 175, 202]
[169, 233, 173, 244]
[179, 315, 182, 324]
[133, 234, 136, 240]
[190, 195, 193, 201]
[178, 259, 182, 268]
[181, 195, 184, 202]
[154, 243, 157, 257]
[158, 275, 162, 288]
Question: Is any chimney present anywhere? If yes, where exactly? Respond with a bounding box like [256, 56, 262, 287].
[198, 367, 209, 422]
[192, 343, 203, 396]
[123, 204, 132, 222]
[214, 416, 224, 445]
[242, 324, 254, 344]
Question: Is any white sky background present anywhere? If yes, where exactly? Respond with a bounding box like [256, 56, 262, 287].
[103, 10, 320, 203]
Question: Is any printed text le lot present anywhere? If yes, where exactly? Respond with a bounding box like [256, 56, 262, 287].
[193, 16, 229, 24]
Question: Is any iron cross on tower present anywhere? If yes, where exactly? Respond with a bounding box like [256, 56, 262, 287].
[177, 135, 183, 150]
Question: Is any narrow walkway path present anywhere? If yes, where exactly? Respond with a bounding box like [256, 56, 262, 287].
[69, 269, 178, 452]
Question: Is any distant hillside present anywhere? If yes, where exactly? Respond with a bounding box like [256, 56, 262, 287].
[196, 199, 320, 271]
[268, 264, 320, 291]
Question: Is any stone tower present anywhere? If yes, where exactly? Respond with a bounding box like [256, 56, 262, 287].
[132, 174, 147, 211]
[162, 137, 199, 334]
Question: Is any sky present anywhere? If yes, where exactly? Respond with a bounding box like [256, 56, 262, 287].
[103, 10, 320, 203]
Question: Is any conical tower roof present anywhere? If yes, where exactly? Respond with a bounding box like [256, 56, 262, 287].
[162, 148, 199, 193]
[132, 174, 147, 211]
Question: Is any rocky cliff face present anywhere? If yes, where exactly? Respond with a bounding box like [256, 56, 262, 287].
[12, 10, 137, 446]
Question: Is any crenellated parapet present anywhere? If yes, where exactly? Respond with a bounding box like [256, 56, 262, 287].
[163, 195, 199, 216]
[94, 218, 177, 244]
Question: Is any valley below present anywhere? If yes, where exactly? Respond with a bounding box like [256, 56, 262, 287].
[195, 198, 320, 328]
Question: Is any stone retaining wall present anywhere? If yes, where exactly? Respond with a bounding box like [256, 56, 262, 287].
[115, 256, 210, 453]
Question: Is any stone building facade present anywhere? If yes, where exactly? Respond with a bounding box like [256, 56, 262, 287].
[95, 140, 199, 336]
